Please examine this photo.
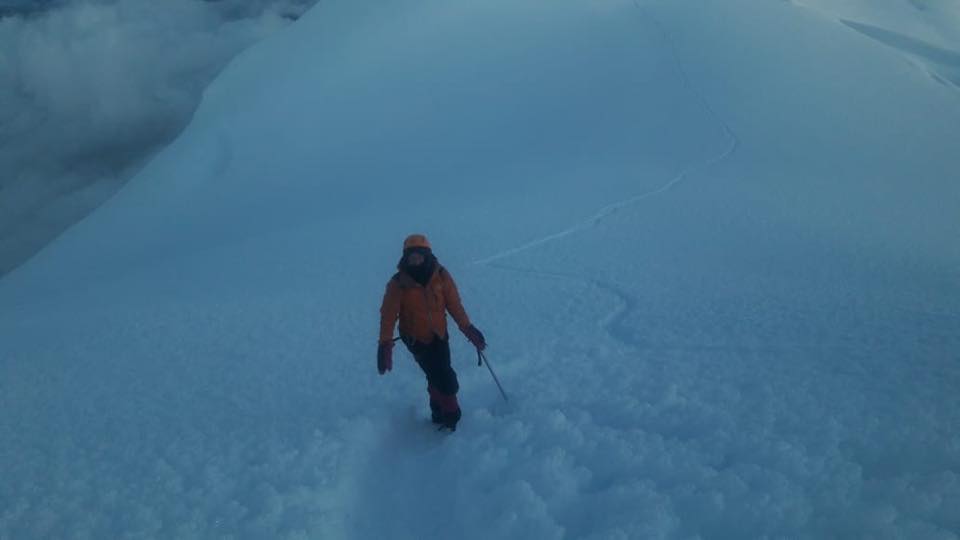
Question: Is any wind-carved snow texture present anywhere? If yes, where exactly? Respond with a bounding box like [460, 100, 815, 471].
[791, 0, 960, 93]
[841, 19, 960, 90]
[2, 0, 960, 538]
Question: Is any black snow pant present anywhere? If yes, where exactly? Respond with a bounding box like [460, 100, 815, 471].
[402, 335, 461, 429]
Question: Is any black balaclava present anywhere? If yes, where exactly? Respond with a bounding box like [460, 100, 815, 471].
[399, 246, 437, 286]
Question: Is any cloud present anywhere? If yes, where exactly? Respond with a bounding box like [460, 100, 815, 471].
[0, 0, 315, 275]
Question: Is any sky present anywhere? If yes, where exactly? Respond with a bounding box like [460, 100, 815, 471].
[0, 0, 316, 276]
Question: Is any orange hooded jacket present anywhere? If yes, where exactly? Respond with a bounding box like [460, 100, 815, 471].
[379, 265, 472, 345]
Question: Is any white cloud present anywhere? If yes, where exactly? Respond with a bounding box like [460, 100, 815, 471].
[0, 0, 314, 275]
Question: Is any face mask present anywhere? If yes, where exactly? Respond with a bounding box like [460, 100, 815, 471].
[406, 251, 426, 267]
[403, 249, 436, 284]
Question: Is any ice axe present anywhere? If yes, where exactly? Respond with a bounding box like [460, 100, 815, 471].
[477, 349, 509, 403]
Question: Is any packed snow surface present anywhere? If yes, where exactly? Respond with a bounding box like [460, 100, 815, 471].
[2, 0, 959, 538]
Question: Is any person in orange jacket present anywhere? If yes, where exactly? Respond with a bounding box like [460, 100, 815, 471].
[378, 234, 486, 431]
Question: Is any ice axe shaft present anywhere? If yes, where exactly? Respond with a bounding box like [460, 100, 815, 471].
[477, 349, 509, 403]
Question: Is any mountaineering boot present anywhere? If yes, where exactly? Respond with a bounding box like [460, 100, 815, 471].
[429, 386, 461, 431]
[441, 407, 461, 432]
[430, 398, 443, 424]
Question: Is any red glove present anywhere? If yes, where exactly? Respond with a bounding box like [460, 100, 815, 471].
[377, 341, 393, 375]
[463, 324, 486, 351]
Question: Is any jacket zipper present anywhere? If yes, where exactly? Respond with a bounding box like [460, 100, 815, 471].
[422, 286, 434, 330]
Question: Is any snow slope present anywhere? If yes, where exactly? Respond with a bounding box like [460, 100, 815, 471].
[794, 0, 960, 89]
[2, 0, 959, 538]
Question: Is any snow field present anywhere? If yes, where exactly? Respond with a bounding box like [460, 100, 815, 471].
[2, 0, 959, 538]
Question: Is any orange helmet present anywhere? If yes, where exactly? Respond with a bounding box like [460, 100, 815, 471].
[403, 234, 432, 251]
